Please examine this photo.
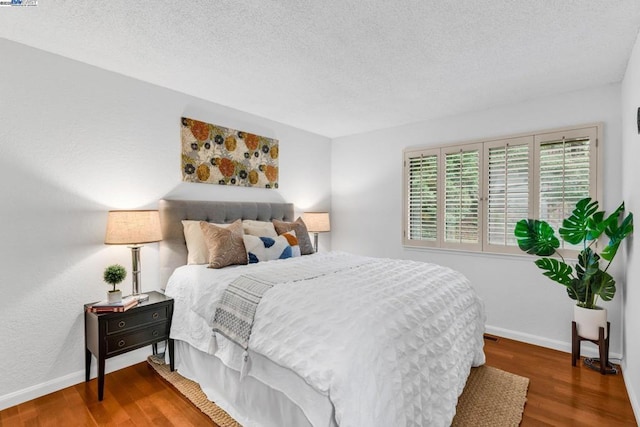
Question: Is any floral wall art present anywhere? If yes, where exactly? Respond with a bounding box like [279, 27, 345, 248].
[181, 117, 279, 188]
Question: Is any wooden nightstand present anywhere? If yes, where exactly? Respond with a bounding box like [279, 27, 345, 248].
[84, 291, 174, 401]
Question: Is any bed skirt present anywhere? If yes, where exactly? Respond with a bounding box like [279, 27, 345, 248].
[173, 340, 337, 427]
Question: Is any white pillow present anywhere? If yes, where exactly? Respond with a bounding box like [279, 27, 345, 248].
[182, 220, 229, 265]
[243, 234, 295, 263]
[242, 220, 278, 237]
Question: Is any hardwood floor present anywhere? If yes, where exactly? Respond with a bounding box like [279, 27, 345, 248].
[0, 361, 215, 426]
[484, 336, 637, 426]
[0, 337, 637, 426]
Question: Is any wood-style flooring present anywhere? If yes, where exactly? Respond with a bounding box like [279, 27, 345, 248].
[0, 336, 637, 426]
[485, 336, 637, 426]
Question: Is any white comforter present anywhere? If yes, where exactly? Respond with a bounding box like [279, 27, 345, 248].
[165, 252, 485, 427]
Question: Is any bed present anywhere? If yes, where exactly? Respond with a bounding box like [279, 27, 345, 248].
[159, 199, 486, 427]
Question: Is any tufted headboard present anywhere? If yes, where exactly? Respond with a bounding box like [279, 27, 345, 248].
[158, 199, 295, 287]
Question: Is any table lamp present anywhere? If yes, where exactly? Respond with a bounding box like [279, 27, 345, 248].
[302, 212, 330, 252]
[105, 210, 162, 301]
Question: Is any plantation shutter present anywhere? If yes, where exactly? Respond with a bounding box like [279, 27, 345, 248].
[535, 127, 598, 250]
[402, 124, 600, 255]
[404, 148, 439, 246]
[442, 144, 482, 250]
[484, 136, 533, 252]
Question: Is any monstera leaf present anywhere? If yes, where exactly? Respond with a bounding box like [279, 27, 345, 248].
[559, 197, 599, 244]
[534, 258, 572, 286]
[514, 219, 560, 256]
[575, 247, 599, 282]
[598, 202, 624, 241]
[566, 277, 584, 301]
[585, 210, 607, 241]
[590, 270, 616, 303]
[601, 209, 634, 261]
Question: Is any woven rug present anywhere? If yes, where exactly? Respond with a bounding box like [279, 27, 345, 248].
[148, 356, 529, 426]
[451, 365, 529, 426]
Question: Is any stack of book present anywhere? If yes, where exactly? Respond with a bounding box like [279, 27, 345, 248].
[87, 296, 138, 313]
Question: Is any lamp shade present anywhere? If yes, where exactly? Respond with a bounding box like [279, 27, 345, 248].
[302, 212, 331, 233]
[105, 210, 162, 245]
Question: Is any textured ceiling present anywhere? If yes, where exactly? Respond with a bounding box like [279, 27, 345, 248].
[1, 1, 640, 138]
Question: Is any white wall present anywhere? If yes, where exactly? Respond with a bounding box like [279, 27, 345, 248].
[621, 30, 640, 421]
[0, 38, 331, 409]
[332, 84, 624, 357]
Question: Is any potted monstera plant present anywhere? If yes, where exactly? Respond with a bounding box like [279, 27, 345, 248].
[514, 197, 633, 340]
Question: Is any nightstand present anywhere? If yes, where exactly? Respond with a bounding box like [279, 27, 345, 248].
[84, 291, 174, 401]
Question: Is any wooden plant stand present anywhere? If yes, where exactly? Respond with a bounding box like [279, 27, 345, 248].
[571, 321, 616, 375]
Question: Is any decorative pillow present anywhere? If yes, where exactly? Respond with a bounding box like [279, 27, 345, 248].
[242, 220, 278, 238]
[273, 217, 315, 255]
[182, 220, 230, 265]
[281, 230, 301, 257]
[199, 220, 248, 269]
[242, 234, 295, 264]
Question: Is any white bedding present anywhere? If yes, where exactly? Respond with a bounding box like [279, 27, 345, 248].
[165, 251, 485, 427]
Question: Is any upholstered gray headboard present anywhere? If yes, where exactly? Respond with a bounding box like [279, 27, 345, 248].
[158, 199, 295, 287]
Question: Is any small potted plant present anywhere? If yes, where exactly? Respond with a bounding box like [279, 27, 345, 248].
[104, 264, 127, 303]
[514, 197, 633, 340]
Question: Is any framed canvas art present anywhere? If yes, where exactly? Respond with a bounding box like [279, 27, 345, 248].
[181, 117, 279, 188]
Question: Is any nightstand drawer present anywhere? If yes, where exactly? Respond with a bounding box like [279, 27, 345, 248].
[106, 322, 169, 355]
[106, 305, 169, 334]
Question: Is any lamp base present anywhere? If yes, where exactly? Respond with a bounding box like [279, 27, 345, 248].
[132, 293, 149, 302]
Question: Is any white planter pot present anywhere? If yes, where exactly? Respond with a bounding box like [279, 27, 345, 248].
[108, 290, 122, 303]
[574, 305, 607, 340]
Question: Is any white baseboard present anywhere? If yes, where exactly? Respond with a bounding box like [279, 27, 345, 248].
[0, 348, 152, 411]
[622, 360, 640, 424]
[485, 325, 623, 361]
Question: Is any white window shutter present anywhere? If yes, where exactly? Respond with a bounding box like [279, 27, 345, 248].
[485, 136, 533, 252]
[442, 144, 482, 250]
[535, 128, 598, 250]
[404, 149, 439, 246]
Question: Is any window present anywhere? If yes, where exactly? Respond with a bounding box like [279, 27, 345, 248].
[403, 124, 601, 255]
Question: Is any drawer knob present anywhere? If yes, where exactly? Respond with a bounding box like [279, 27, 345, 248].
[152, 312, 159, 320]
[118, 339, 126, 348]
[152, 330, 159, 337]
[118, 320, 126, 328]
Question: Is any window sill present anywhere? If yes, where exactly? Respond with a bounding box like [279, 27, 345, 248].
[402, 244, 580, 263]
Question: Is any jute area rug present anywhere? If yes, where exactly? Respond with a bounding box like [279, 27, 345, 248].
[148, 356, 529, 426]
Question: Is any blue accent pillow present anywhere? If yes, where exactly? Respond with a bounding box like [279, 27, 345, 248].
[243, 234, 293, 263]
